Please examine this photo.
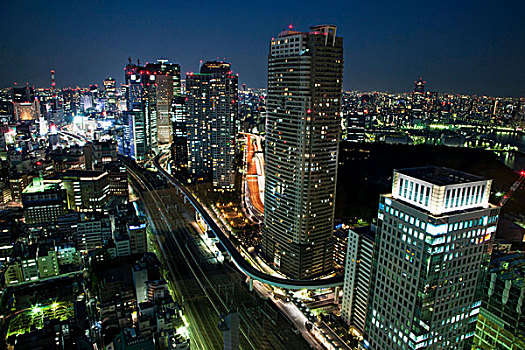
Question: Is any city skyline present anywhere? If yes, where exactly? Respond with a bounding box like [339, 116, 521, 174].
[0, 3, 524, 349]
[1, 1, 525, 97]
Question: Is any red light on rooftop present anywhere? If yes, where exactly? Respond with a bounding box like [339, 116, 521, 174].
[289, 24, 293, 29]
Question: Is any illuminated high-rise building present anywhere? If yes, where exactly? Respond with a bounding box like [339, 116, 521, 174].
[262, 24, 344, 279]
[104, 77, 117, 111]
[143, 60, 181, 145]
[364, 166, 499, 350]
[123, 59, 181, 158]
[124, 61, 148, 160]
[186, 61, 238, 190]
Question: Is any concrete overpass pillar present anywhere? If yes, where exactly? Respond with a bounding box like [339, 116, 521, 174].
[334, 286, 341, 304]
[248, 277, 253, 292]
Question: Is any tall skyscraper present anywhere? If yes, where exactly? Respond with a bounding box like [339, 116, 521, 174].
[104, 77, 117, 112]
[124, 64, 147, 160]
[171, 96, 188, 172]
[143, 60, 181, 145]
[123, 58, 181, 159]
[186, 61, 238, 190]
[262, 25, 344, 279]
[364, 166, 500, 350]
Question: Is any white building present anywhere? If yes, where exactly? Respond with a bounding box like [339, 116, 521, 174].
[364, 166, 500, 350]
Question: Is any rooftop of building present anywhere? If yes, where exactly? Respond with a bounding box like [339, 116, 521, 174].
[350, 225, 377, 240]
[22, 176, 60, 194]
[333, 228, 348, 239]
[60, 169, 106, 180]
[277, 24, 338, 38]
[396, 165, 485, 186]
[200, 61, 231, 74]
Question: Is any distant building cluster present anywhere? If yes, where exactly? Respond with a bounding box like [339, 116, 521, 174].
[340, 82, 525, 146]
[0, 111, 192, 348]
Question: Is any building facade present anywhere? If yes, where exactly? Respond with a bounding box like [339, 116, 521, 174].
[186, 61, 238, 190]
[123, 59, 181, 159]
[171, 96, 188, 173]
[472, 252, 525, 350]
[61, 170, 110, 212]
[364, 166, 500, 350]
[22, 177, 66, 226]
[262, 25, 344, 279]
[341, 226, 375, 333]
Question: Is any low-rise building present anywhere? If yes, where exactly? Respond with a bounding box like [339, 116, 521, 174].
[22, 177, 65, 226]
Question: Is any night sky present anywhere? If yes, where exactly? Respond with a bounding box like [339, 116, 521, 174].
[1, 0, 524, 96]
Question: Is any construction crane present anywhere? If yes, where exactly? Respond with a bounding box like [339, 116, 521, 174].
[499, 170, 525, 207]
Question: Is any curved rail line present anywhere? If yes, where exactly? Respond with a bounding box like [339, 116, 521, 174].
[149, 153, 343, 290]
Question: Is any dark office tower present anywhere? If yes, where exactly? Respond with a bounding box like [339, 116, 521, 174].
[262, 25, 344, 279]
[61, 88, 77, 117]
[171, 96, 188, 172]
[186, 61, 238, 191]
[412, 78, 426, 116]
[144, 59, 181, 96]
[414, 78, 426, 93]
[104, 77, 117, 111]
[364, 166, 500, 350]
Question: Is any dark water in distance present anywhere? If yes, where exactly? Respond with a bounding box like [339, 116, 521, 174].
[485, 131, 525, 171]
[484, 131, 525, 152]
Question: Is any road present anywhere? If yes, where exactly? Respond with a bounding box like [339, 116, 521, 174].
[243, 134, 264, 219]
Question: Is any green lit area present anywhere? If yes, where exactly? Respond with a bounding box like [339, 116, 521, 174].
[6, 301, 74, 338]
[428, 123, 451, 130]
[22, 176, 58, 194]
